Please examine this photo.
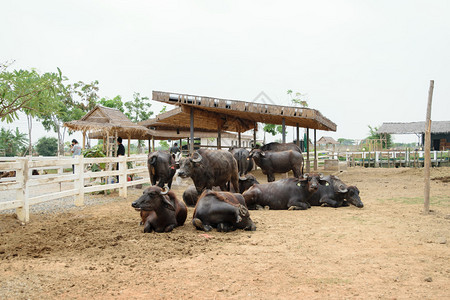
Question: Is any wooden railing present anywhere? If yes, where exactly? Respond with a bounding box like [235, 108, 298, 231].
[0, 155, 149, 223]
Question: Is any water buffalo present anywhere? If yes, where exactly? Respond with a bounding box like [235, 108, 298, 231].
[192, 190, 256, 232]
[148, 151, 177, 189]
[243, 173, 325, 210]
[177, 149, 239, 194]
[249, 149, 303, 182]
[308, 175, 363, 208]
[131, 186, 187, 233]
[228, 147, 254, 176]
[182, 173, 260, 207]
[259, 142, 302, 153]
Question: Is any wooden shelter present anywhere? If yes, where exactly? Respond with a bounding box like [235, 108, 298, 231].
[64, 105, 151, 156]
[150, 91, 337, 171]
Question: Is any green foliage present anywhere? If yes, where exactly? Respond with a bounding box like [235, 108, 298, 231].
[0, 64, 63, 122]
[263, 124, 284, 136]
[0, 127, 27, 156]
[367, 125, 392, 149]
[287, 89, 308, 107]
[124, 92, 153, 122]
[338, 138, 355, 146]
[98, 95, 124, 112]
[35, 136, 58, 156]
[160, 106, 167, 114]
[68, 80, 99, 112]
[82, 144, 106, 171]
[159, 140, 170, 151]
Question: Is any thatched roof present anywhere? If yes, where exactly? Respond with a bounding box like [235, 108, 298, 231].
[151, 91, 337, 132]
[317, 136, 339, 145]
[377, 121, 450, 134]
[64, 105, 151, 139]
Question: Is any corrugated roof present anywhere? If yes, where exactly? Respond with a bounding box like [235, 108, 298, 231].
[377, 121, 450, 134]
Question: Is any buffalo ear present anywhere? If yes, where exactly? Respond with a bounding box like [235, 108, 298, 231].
[161, 195, 175, 211]
[261, 151, 266, 157]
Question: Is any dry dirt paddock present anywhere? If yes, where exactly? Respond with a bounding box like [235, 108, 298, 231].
[0, 167, 449, 299]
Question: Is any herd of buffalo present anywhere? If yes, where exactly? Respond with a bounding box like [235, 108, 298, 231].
[131, 142, 363, 233]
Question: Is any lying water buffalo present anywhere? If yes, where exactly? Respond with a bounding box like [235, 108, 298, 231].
[308, 175, 363, 208]
[243, 173, 325, 210]
[249, 149, 303, 182]
[148, 151, 177, 189]
[182, 174, 260, 207]
[228, 147, 254, 176]
[177, 149, 239, 193]
[192, 190, 256, 232]
[131, 186, 187, 233]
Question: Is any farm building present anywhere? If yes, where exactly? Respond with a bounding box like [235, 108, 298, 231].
[378, 121, 450, 150]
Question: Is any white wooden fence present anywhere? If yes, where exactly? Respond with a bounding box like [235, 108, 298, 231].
[0, 155, 149, 223]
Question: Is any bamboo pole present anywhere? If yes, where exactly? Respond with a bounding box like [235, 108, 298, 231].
[190, 108, 194, 154]
[306, 128, 310, 173]
[313, 129, 317, 171]
[423, 80, 434, 214]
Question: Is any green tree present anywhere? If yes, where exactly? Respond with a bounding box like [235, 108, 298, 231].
[338, 138, 355, 146]
[68, 80, 100, 112]
[287, 89, 308, 107]
[98, 95, 124, 112]
[124, 92, 153, 153]
[367, 125, 392, 149]
[159, 140, 170, 151]
[0, 127, 27, 156]
[35, 136, 58, 156]
[263, 124, 283, 136]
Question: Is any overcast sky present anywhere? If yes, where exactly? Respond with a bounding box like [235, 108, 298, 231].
[1, 0, 449, 145]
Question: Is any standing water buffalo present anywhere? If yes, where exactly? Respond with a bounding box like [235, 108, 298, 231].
[131, 186, 187, 233]
[148, 151, 177, 189]
[243, 173, 325, 210]
[177, 149, 239, 194]
[228, 147, 254, 176]
[259, 142, 302, 153]
[308, 175, 364, 208]
[192, 190, 256, 232]
[182, 173, 260, 207]
[249, 149, 303, 182]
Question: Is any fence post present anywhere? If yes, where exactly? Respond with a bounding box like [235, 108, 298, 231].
[15, 158, 29, 223]
[119, 156, 127, 198]
[74, 155, 84, 206]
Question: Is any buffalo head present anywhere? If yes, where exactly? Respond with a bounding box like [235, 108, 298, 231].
[346, 186, 364, 208]
[131, 186, 174, 211]
[299, 173, 324, 193]
[177, 152, 203, 178]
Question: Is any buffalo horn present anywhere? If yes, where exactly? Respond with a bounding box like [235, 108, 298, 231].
[191, 152, 203, 163]
[160, 185, 170, 195]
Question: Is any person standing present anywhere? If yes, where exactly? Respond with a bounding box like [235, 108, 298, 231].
[71, 139, 82, 174]
[116, 137, 125, 182]
[170, 142, 180, 154]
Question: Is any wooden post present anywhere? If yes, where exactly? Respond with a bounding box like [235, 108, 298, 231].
[424, 80, 434, 214]
[119, 155, 127, 198]
[296, 123, 300, 147]
[253, 123, 257, 148]
[127, 136, 131, 157]
[217, 120, 222, 150]
[282, 118, 286, 144]
[74, 155, 84, 206]
[238, 131, 242, 148]
[190, 108, 194, 154]
[306, 128, 310, 173]
[15, 158, 29, 223]
[82, 131, 86, 150]
[148, 138, 151, 153]
[313, 129, 317, 171]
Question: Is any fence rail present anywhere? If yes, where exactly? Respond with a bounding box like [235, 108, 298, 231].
[0, 155, 149, 223]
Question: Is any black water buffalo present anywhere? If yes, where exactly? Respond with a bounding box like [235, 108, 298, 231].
[228, 147, 254, 176]
[308, 175, 364, 208]
[182, 173, 260, 207]
[259, 142, 302, 153]
[131, 186, 187, 233]
[148, 151, 177, 189]
[192, 190, 256, 232]
[243, 173, 325, 210]
[249, 149, 303, 182]
[177, 149, 239, 193]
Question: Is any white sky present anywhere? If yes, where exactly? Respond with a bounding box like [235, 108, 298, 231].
[1, 0, 449, 145]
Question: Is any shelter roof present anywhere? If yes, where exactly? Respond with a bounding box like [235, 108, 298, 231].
[317, 136, 339, 145]
[377, 121, 450, 134]
[64, 105, 151, 139]
[151, 91, 337, 133]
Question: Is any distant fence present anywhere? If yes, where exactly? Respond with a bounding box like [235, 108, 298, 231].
[0, 155, 149, 223]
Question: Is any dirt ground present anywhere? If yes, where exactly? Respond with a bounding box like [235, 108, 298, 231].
[0, 167, 449, 299]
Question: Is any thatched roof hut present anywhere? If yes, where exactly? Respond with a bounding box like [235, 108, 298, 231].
[317, 136, 339, 145]
[377, 121, 450, 134]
